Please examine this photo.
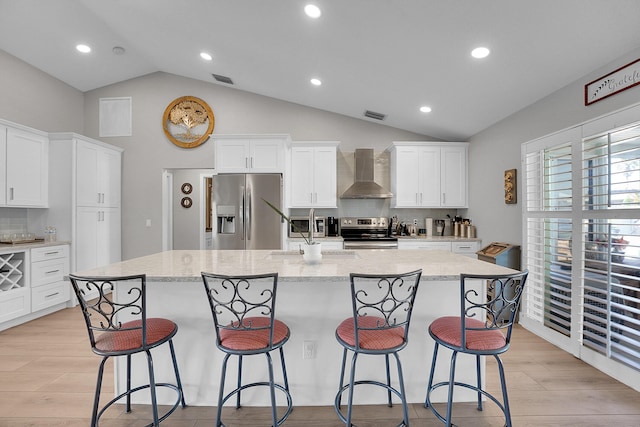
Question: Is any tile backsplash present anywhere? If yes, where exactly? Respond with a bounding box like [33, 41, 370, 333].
[0, 208, 28, 235]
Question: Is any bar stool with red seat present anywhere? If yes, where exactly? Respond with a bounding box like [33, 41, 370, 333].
[424, 270, 529, 426]
[201, 272, 293, 427]
[334, 269, 422, 426]
[68, 273, 186, 427]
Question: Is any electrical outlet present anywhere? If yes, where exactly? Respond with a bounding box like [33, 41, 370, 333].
[413, 218, 418, 225]
[303, 340, 317, 359]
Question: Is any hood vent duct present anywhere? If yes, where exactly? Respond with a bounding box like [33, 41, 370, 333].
[341, 149, 393, 199]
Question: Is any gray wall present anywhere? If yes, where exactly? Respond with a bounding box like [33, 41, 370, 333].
[467, 47, 640, 247]
[0, 50, 84, 132]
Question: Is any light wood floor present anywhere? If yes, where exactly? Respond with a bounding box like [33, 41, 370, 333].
[1, 306, 640, 426]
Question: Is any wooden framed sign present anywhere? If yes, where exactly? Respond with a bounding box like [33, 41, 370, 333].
[585, 58, 640, 105]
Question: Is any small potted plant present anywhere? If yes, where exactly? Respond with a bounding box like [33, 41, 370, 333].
[262, 199, 322, 264]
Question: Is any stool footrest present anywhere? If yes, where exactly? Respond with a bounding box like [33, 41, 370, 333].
[220, 381, 293, 426]
[334, 380, 406, 425]
[425, 381, 507, 425]
[97, 382, 185, 426]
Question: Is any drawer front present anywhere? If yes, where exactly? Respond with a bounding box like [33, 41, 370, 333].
[31, 245, 69, 262]
[0, 287, 30, 323]
[398, 241, 452, 250]
[31, 258, 67, 287]
[31, 281, 70, 312]
[452, 241, 480, 254]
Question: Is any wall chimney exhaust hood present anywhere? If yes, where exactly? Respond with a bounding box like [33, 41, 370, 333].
[341, 149, 393, 199]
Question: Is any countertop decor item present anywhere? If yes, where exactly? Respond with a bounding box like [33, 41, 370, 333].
[162, 96, 215, 148]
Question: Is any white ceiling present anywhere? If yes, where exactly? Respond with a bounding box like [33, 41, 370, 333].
[1, 0, 640, 141]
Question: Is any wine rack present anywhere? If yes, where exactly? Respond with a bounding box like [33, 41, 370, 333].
[0, 251, 26, 292]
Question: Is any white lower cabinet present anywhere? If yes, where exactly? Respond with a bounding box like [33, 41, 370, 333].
[76, 207, 121, 272]
[0, 250, 28, 324]
[452, 241, 481, 258]
[30, 245, 70, 312]
[398, 239, 480, 256]
[398, 240, 452, 251]
[0, 244, 70, 330]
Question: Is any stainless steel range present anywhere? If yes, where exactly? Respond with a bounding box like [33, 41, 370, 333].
[340, 217, 398, 249]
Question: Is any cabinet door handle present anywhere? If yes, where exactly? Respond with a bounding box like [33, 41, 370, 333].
[44, 251, 60, 256]
[45, 269, 60, 274]
[251, 157, 254, 168]
[9, 187, 14, 200]
[45, 292, 60, 299]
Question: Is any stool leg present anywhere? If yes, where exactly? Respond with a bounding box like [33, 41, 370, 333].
[424, 341, 439, 408]
[445, 351, 459, 427]
[393, 352, 410, 427]
[475, 354, 483, 411]
[236, 355, 243, 409]
[216, 353, 231, 427]
[126, 354, 132, 412]
[279, 347, 290, 391]
[385, 354, 392, 407]
[346, 351, 358, 427]
[91, 357, 108, 427]
[336, 348, 348, 409]
[169, 339, 187, 408]
[495, 355, 513, 427]
[265, 352, 278, 427]
[145, 349, 160, 426]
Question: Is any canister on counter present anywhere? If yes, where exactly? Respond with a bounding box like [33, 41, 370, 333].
[425, 218, 433, 237]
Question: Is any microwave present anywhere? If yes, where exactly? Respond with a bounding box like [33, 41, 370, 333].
[288, 216, 325, 238]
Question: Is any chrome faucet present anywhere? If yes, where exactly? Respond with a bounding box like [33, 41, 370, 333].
[308, 208, 315, 245]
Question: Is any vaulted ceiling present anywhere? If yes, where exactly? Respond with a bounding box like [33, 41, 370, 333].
[1, 0, 640, 140]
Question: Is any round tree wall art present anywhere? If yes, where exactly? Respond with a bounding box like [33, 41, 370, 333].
[162, 96, 215, 148]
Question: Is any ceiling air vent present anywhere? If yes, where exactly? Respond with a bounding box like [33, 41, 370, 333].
[364, 110, 386, 121]
[212, 73, 234, 85]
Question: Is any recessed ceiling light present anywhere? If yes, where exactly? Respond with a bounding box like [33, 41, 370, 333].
[419, 106, 432, 113]
[304, 4, 322, 18]
[76, 44, 91, 53]
[471, 47, 490, 59]
[200, 52, 213, 61]
[310, 78, 322, 86]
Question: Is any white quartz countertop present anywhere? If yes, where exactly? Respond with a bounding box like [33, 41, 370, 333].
[74, 249, 516, 282]
[0, 240, 70, 254]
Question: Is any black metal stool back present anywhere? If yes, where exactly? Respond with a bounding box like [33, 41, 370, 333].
[335, 269, 422, 426]
[424, 270, 529, 426]
[201, 272, 293, 426]
[69, 274, 186, 427]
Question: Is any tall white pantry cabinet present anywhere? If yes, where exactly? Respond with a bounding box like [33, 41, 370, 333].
[47, 133, 123, 289]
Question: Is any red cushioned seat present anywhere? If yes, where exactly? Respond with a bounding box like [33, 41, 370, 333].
[430, 316, 507, 351]
[94, 318, 177, 353]
[219, 317, 290, 351]
[336, 315, 406, 350]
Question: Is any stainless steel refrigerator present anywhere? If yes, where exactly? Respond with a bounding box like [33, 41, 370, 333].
[212, 173, 283, 250]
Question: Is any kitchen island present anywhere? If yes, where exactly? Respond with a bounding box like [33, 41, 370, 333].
[77, 249, 516, 407]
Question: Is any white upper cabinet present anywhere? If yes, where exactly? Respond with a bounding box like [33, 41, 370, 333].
[290, 142, 338, 208]
[76, 140, 121, 208]
[214, 135, 287, 173]
[0, 123, 48, 208]
[388, 142, 468, 208]
[0, 125, 6, 205]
